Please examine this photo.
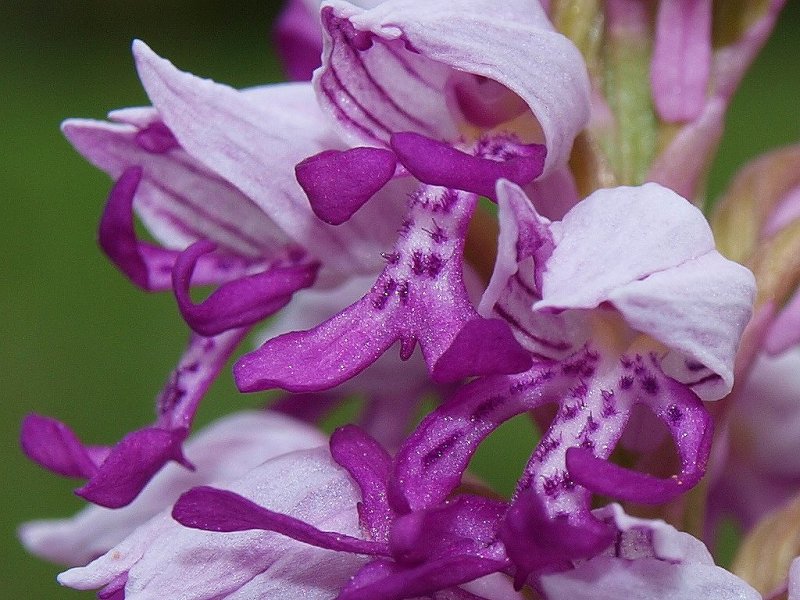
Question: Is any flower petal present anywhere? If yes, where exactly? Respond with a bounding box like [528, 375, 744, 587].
[172, 240, 319, 336]
[390, 132, 545, 199]
[296, 146, 398, 225]
[650, 0, 712, 123]
[132, 40, 403, 277]
[59, 448, 366, 599]
[339, 556, 508, 600]
[62, 116, 288, 260]
[330, 426, 394, 541]
[98, 167, 261, 291]
[173, 486, 390, 556]
[539, 556, 760, 600]
[316, 0, 590, 174]
[275, 0, 324, 81]
[535, 183, 755, 400]
[236, 185, 528, 392]
[19, 411, 326, 566]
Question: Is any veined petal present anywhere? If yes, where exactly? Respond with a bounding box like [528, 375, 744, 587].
[59, 448, 366, 599]
[97, 168, 263, 291]
[19, 411, 326, 566]
[481, 180, 588, 359]
[132, 40, 405, 277]
[62, 116, 288, 260]
[316, 0, 590, 174]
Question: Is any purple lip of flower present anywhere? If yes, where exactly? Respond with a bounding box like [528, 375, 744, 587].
[235, 132, 545, 393]
[174, 425, 511, 600]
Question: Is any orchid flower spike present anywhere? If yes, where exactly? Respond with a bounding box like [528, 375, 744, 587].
[22, 0, 593, 508]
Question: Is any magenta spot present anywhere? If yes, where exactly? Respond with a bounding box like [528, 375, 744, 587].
[422, 432, 461, 468]
[619, 375, 634, 390]
[641, 374, 659, 395]
[372, 277, 397, 310]
[667, 404, 683, 423]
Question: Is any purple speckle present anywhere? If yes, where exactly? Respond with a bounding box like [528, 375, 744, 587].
[397, 280, 410, 304]
[372, 277, 397, 310]
[382, 251, 400, 264]
[666, 404, 683, 423]
[619, 375, 634, 390]
[428, 224, 448, 244]
[422, 432, 461, 468]
[641, 374, 659, 395]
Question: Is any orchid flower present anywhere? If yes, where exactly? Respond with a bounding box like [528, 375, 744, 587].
[19, 411, 327, 568]
[232, 177, 754, 586]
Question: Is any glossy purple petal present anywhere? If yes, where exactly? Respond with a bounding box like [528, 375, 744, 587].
[156, 328, 250, 431]
[19, 411, 326, 566]
[500, 494, 613, 585]
[173, 486, 390, 556]
[296, 147, 397, 225]
[434, 318, 533, 382]
[315, 0, 590, 174]
[650, 0, 712, 123]
[330, 426, 394, 541]
[172, 240, 319, 336]
[20, 415, 102, 479]
[274, 0, 324, 81]
[390, 365, 559, 512]
[339, 556, 508, 600]
[75, 427, 191, 508]
[97, 167, 262, 291]
[390, 132, 545, 199]
[388, 496, 507, 564]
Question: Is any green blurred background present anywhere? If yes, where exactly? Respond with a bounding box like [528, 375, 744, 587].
[2, 1, 799, 597]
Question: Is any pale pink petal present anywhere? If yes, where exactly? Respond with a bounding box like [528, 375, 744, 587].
[62, 115, 287, 260]
[539, 556, 761, 599]
[316, 0, 590, 174]
[535, 183, 755, 399]
[650, 0, 712, 123]
[58, 448, 366, 599]
[648, 0, 786, 198]
[764, 287, 800, 355]
[132, 40, 405, 278]
[19, 411, 325, 566]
